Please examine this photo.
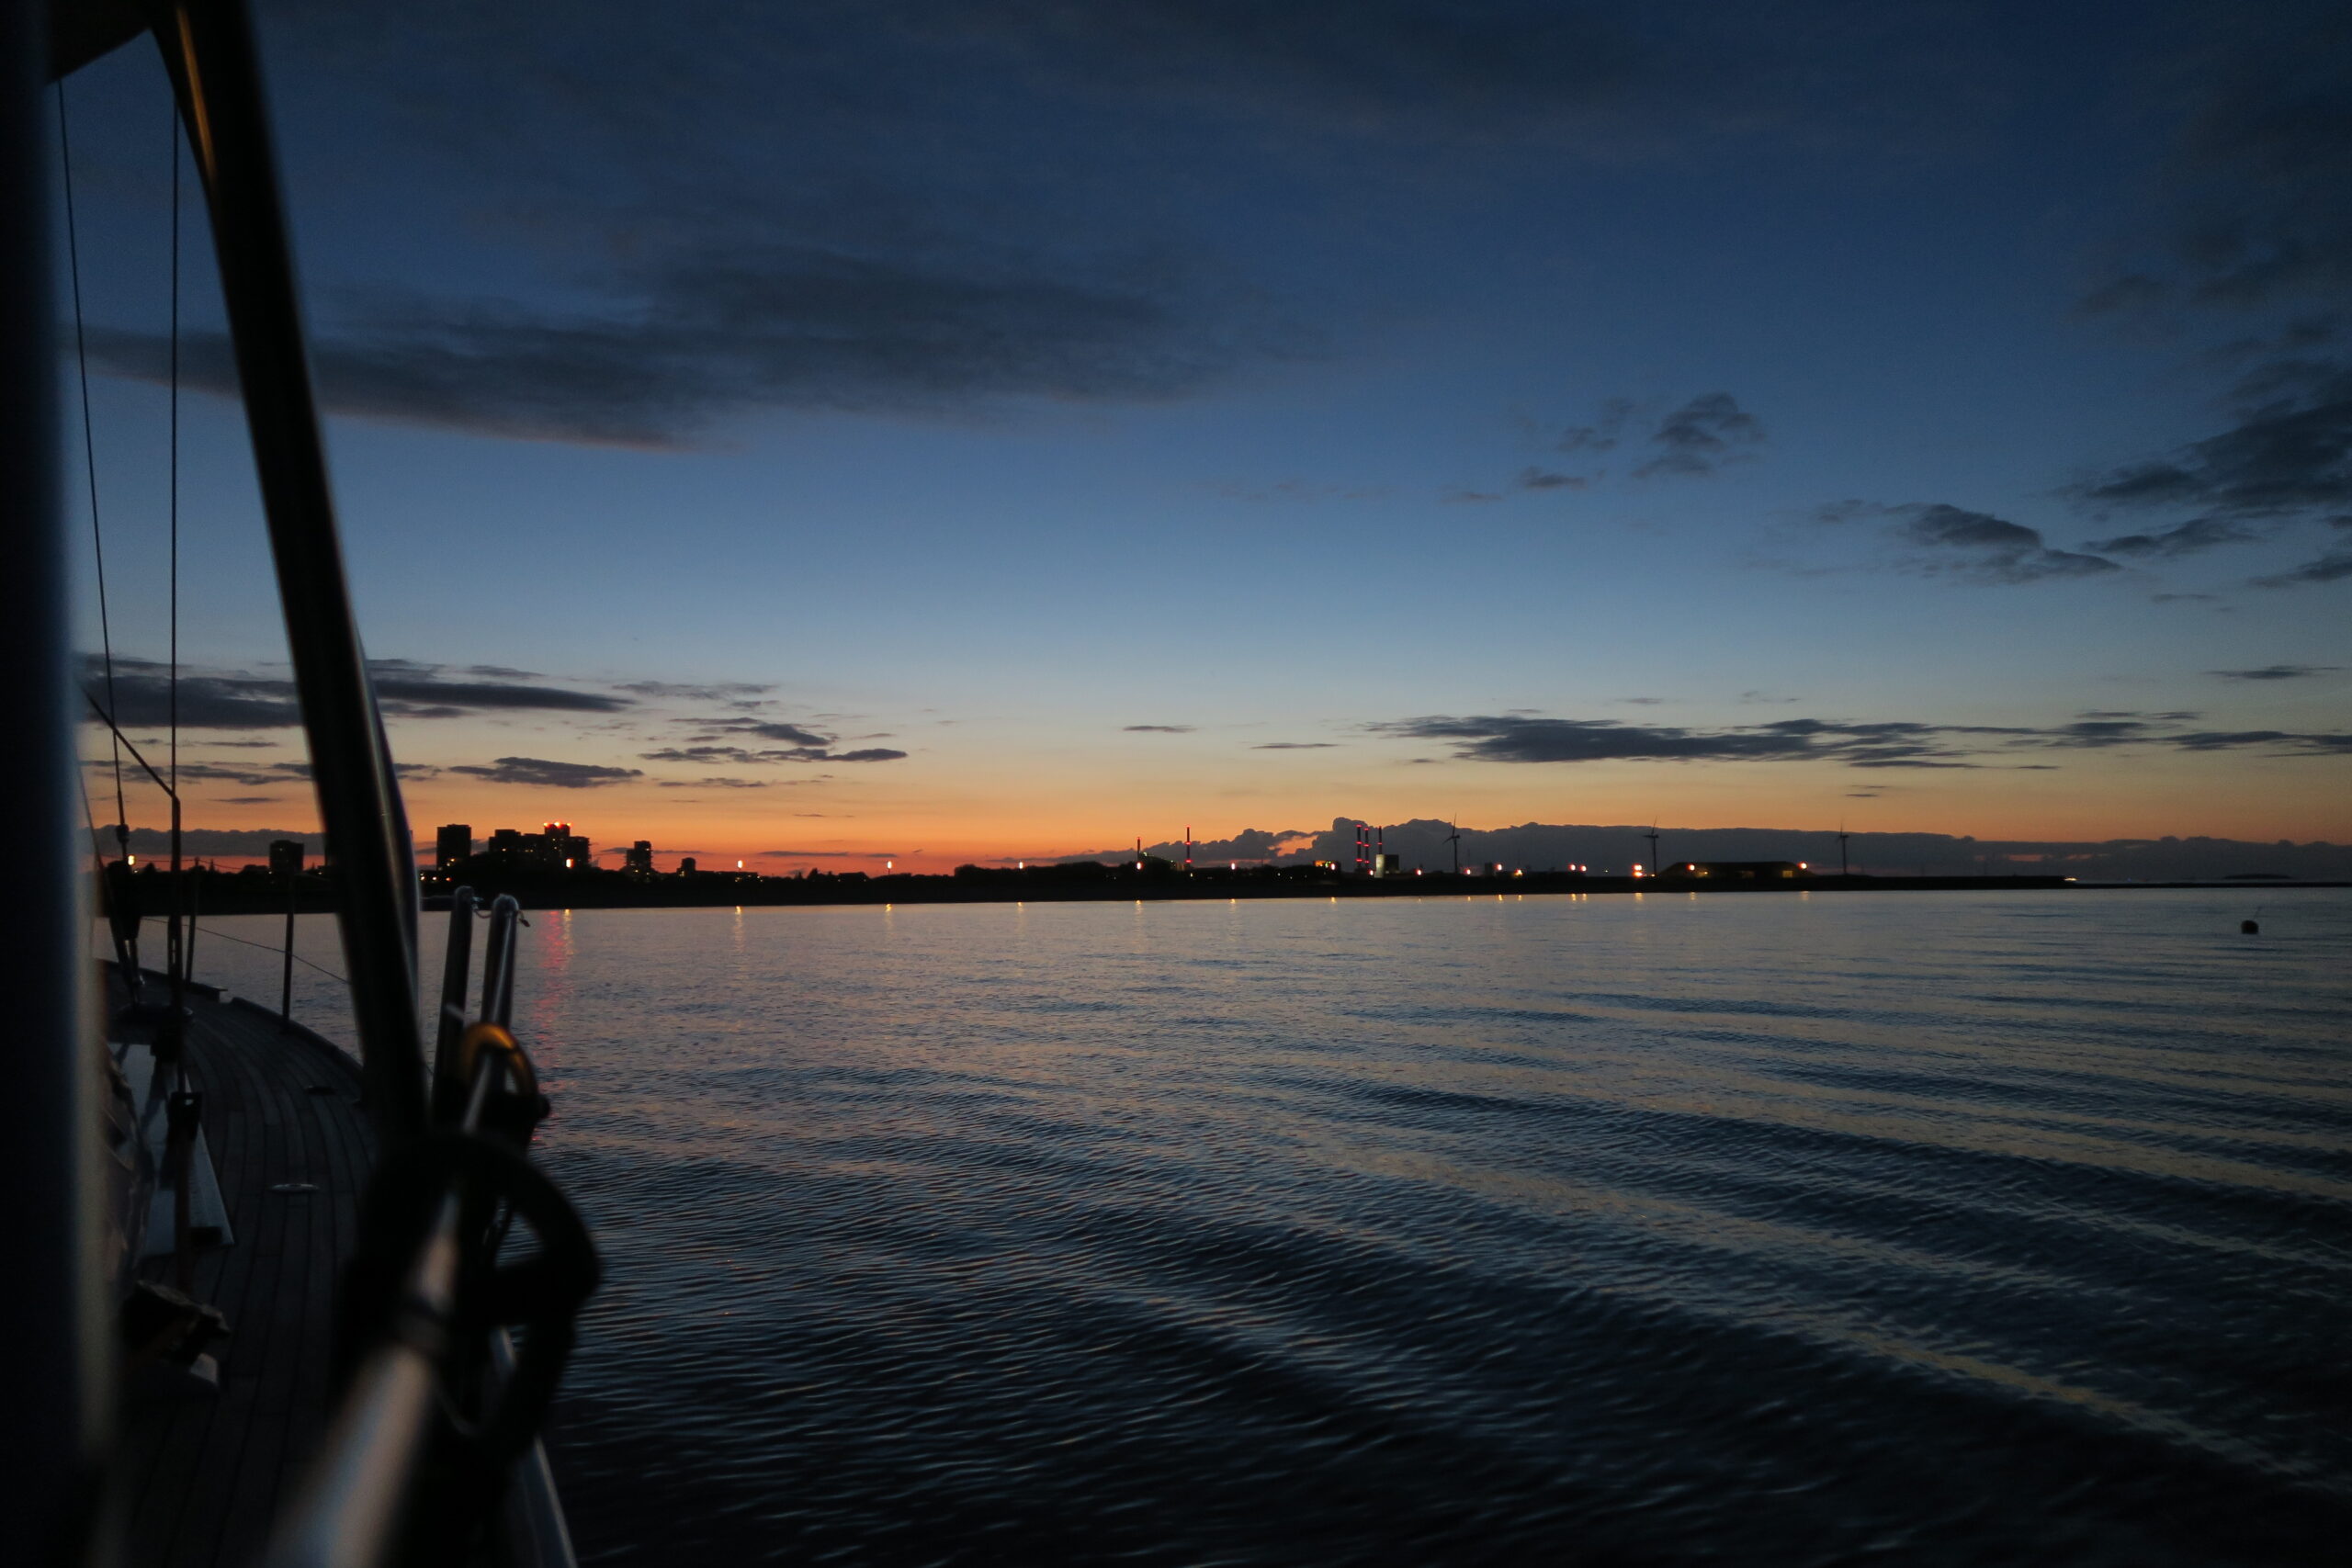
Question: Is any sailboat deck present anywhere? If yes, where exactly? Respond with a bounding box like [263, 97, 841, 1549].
[111, 980, 376, 1568]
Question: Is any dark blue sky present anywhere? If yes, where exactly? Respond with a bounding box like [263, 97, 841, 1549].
[59, 1, 2351, 864]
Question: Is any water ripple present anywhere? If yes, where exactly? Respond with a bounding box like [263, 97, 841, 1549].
[195, 889, 2352, 1563]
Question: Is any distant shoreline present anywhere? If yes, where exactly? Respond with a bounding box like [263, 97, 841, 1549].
[125, 869, 2348, 919]
[421, 874, 2345, 912]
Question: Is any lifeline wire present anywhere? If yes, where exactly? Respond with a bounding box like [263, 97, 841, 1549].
[202, 924, 348, 984]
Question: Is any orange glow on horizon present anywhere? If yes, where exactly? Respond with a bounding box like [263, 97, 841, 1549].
[127, 724, 2351, 874]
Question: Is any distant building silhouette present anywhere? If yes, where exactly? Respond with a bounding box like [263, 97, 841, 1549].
[473, 822, 594, 873]
[677, 856, 697, 875]
[624, 840, 655, 877]
[435, 823, 472, 870]
[544, 821, 591, 870]
[1665, 861, 1809, 881]
[267, 839, 304, 877]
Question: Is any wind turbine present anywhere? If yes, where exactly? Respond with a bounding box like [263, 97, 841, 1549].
[1643, 823, 1661, 875]
[1444, 819, 1462, 874]
[1837, 819, 1851, 877]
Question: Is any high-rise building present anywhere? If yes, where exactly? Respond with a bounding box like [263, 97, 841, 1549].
[435, 823, 472, 870]
[476, 823, 598, 872]
[624, 840, 655, 876]
[267, 839, 305, 877]
[540, 821, 591, 870]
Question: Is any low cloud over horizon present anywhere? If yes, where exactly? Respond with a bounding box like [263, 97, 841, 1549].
[1369, 710, 2352, 768]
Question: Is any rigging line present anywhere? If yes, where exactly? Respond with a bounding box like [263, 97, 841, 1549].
[55, 81, 129, 852]
[170, 98, 181, 802]
[76, 755, 109, 872]
[82, 690, 178, 800]
[201, 924, 347, 984]
[170, 96, 186, 998]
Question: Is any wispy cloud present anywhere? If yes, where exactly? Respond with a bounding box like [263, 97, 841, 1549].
[1368, 708, 2352, 767]
[79, 656, 631, 728]
[86, 246, 1312, 446]
[1634, 393, 1765, 479]
[2084, 517, 2259, 558]
[613, 679, 775, 702]
[662, 717, 906, 761]
[1516, 467, 1587, 491]
[111, 759, 312, 788]
[1555, 398, 1632, 454]
[2253, 547, 2352, 587]
[1813, 502, 2121, 584]
[367, 660, 633, 715]
[2209, 663, 2342, 680]
[447, 756, 645, 788]
[1894, 504, 2120, 582]
[2075, 367, 2352, 531]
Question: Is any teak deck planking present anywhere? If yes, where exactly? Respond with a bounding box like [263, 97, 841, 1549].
[110, 980, 376, 1568]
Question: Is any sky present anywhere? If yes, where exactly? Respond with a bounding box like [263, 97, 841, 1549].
[54, 0, 2352, 871]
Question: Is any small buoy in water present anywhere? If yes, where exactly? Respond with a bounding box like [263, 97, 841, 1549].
[2241, 919, 2260, 934]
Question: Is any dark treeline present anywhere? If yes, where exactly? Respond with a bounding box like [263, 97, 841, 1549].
[1115, 818, 2352, 884]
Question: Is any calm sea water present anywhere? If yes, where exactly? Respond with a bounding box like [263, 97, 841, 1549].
[194, 889, 2352, 1565]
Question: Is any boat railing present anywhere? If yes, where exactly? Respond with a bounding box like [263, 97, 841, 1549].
[264, 891, 597, 1568]
[481, 894, 523, 1031]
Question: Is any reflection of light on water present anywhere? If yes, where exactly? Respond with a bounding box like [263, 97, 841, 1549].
[525, 908, 575, 1068]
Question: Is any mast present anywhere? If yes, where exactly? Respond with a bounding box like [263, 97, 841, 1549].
[2, 0, 108, 1554]
[151, 0, 427, 1143]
